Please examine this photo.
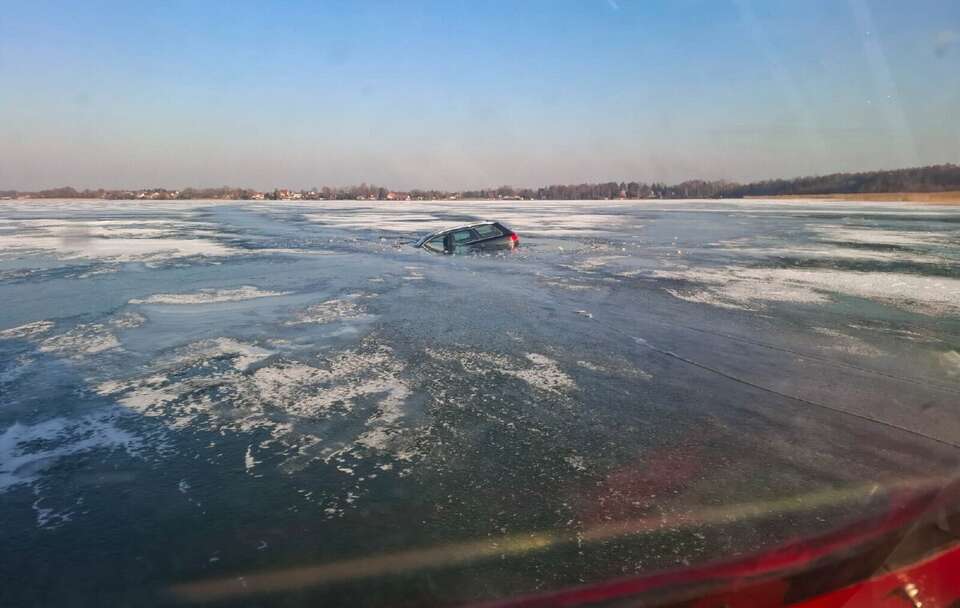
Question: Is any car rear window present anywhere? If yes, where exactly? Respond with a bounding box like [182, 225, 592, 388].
[474, 224, 504, 238]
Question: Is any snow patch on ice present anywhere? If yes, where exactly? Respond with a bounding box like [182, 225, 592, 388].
[940, 351, 960, 377]
[129, 286, 291, 305]
[284, 295, 369, 325]
[428, 349, 576, 395]
[95, 337, 420, 472]
[656, 267, 960, 316]
[541, 279, 595, 291]
[0, 411, 145, 494]
[33, 494, 74, 530]
[0, 232, 234, 263]
[577, 360, 605, 372]
[565, 455, 587, 472]
[0, 320, 55, 340]
[39, 323, 121, 358]
[507, 353, 577, 393]
[0, 215, 236, 263]
[811, 328, 883, 357]
[244, 445, 261, 476]
[110, 311, 146, 329]
[816, 226, 954, 247]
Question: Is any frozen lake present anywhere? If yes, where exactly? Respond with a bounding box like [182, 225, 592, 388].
[1, 198, 959, 606]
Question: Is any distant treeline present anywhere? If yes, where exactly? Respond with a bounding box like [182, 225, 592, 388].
[729, 163, 960, 198]
[6, 163, 960, 201]
[478, 163, 960, 199]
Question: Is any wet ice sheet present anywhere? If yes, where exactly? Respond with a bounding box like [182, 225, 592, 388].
[1, 198, 959, 607]
[654, 266, 960, 315]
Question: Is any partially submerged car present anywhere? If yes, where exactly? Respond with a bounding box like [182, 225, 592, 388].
[414, 221, 519, 254]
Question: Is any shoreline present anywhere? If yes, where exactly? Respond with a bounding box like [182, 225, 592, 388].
[748, 192, 960, 205]
[4, 193, 960, 205]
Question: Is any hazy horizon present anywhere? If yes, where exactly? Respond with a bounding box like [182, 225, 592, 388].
[2, 1, 958, 191]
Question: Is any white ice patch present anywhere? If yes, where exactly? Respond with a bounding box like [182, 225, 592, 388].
[427, 349, 576, 396]
[0, 215, 235, 262]
[33, 494, 74, 530]
[940, 351, 960, 377]
[244, 445, 261, 477]
[577, 360, 604, 372]
[0, 320, 55, 340]
[129, 286, 291, 305]
[284, 295, 368, 325]
[658, 267, 828, 310]
[846, 323, 939, 343]
[565, 455, 587, 472]
[298, 200, 617, 236]
[663, 288, 754, 310]
[540, 279, 595, 291]
[39, 323, 121, 358]
[577, 357, 652, 381]
[109, 311, 146, 329]
[717, 243, 947, 264]
[815, 226, 955, 248]
[506, 353, 577, 393]
[811, 328, 883, 357]
[0, 233, 234, 262]
[179, 338, 273, 372]
[562, 255, 628, 274]
[95, 338, 419, 471]
[0, 411, 144, 494]
[656, 267, 960, 316]
[120, 338, 271, 385]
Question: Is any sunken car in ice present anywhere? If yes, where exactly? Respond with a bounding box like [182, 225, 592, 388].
[414, 221, 519, 254]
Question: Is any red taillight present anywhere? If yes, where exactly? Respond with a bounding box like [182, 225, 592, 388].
[510, 233, 519, 243]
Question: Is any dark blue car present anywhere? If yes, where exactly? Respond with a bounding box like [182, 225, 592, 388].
[414, 221, 519, 254]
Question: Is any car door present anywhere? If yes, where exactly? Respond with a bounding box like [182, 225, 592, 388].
[472, 223, 510, 251]
[449, 229, 480, 254]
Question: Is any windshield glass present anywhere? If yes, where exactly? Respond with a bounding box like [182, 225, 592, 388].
[423, 235, 447, 253]
[1, 2, 959, 608]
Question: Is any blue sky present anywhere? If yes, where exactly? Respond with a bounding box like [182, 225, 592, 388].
[1, 0, 958, 190]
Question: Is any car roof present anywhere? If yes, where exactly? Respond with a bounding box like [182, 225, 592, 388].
[436, 221, 499, 235]
[416, 221, 504, 245]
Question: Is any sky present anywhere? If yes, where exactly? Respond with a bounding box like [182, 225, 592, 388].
[1, 0, 958, 191]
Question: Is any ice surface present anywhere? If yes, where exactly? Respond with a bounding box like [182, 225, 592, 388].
[2, 197, 959, 607]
